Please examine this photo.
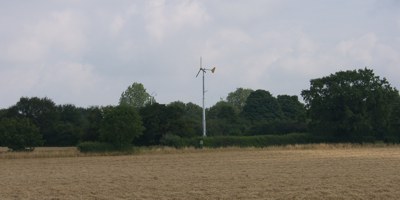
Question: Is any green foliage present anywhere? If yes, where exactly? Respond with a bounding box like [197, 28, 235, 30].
[57, 104, 86, 125]
[0, 109, 6, 119]
[137, 103, 169, 145]
[50, 122, 81, 146]
[185, 102, 203, 120]
[160, 133, 315, 148]
[241, 90, 283, 122]
[100, 106, 144, 148]
[80, 106, 102, 142]
[301, 68, 399, 142]
[247, 120, 307, 136]
[49, 104, 87, 146]
[164, 101, 202, 138]
[239, 95, 308, 136]
[207, 119, 245, 136]
[208, 101, 236, 120]
[388, 96, 400, 143]
[77, 141, 118, 153]
[160, 134, 187, 148]
[8, 97, 57, 120]
[7, 97, 58, 146]
[226, 88, 254, 112]
[136, 102, 202, 146]
[207, 101, 246, 136]
[2, 98, 105, 147]
[2, 68, 398, 148]
[277, 95, 307, 122]
[119, 82, 154, 109]
[0, 118, 43, 151]
[204, 133, 314, 148]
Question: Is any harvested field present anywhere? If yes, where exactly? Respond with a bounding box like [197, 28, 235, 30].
[1, 145, 400, 199]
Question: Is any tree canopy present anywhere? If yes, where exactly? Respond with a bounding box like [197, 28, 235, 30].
[137, 103, 168, 146]
[277, 95, 306, 122]
[6, 97, 58, 146]
[301, 68, 399, 141]
[1, 72, 399, 149]
[241, 90, 283, 122]
[100, 106, 144, 148]
[0, 118, 43, 151]
[207, 101, 244, 136]
[119, 82, 154, 109]
[226, 88, 253, 113]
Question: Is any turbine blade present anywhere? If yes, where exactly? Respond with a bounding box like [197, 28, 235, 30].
[196, 69, 201, 77]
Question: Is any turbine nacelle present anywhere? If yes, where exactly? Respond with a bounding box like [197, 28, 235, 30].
[195, 56, 216, 77]
[195, 67, 216, 77]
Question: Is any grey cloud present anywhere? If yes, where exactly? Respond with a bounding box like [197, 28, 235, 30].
[0, 0, 399, 108]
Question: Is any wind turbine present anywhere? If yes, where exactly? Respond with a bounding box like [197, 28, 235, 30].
[196, 57, 216, 137]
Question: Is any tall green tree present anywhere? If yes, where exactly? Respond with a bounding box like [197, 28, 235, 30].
[0, 118, 43, 151]
[80, 106, 103, 142]
[137, 103, 168, 146]
[119, 82, 154, 109]
[137, 102, 202, 145]
[100, 106, 144, 148]
[7, 97, 57, 124]
[241, 90, 284, 135]
[164, 101, 202, 138]
[207, 101, 244, 136]
[388, 96, 400, 142]
[0, 109, 6, 119]
[277, 95, 306, 122]
[52, 104, 86, 146]
[226, 88, 253, 112]
[301, 68, 399, 141]
[241, 90, 283, 122]
[7, 97, 58, 146]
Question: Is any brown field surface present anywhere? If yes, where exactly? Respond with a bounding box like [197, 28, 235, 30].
[1, 144, 400, 199]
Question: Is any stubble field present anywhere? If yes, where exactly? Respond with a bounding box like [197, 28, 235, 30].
[1, 144, 400, 199]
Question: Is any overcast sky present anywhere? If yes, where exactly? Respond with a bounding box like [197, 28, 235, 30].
[1, 0, 400, 109]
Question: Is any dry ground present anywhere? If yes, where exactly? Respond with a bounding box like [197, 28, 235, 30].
[1, 145, 400, 199]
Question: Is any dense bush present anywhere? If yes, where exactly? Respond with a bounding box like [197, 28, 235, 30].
[203, 133, 314, 148]
[159, 134, 200, 148]
[100, 106, 144, 148]
[302, 68, 399, 142]
[0, 118, 43, 151]
[77, 141, 119, 153]
[161, 133, 316, 148]
[159, 134, 184, 148]
[247, 120, 307, 135]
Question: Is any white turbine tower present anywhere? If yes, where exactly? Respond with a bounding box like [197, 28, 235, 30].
[196, 57, 216, 137]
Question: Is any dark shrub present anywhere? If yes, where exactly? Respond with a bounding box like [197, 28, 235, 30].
[77, 141, 118, 153]
[161, 133, 316, 148]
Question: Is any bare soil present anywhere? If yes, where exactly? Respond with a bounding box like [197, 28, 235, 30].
[1, 145, 400, 199]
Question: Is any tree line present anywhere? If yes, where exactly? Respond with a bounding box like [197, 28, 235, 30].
[1, 68, 399, 151]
